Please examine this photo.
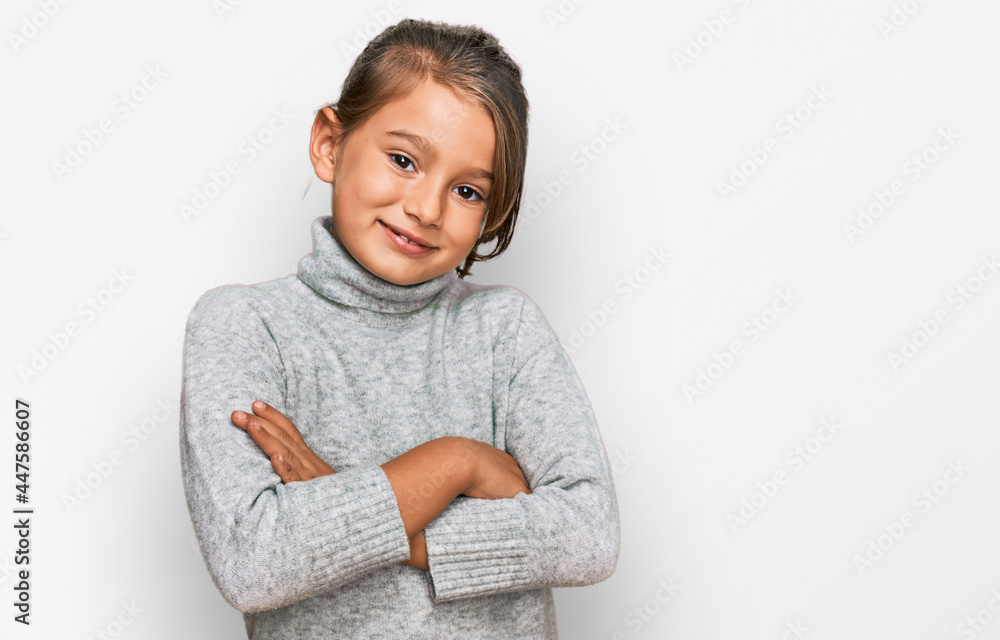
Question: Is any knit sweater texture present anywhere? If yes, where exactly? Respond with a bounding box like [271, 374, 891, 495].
[179, 216, 620, 639]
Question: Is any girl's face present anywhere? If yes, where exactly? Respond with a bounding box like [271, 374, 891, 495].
[310, 79, 496, 286]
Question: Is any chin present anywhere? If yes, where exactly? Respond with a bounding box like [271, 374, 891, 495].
[372, 261, 424, 286]
[381, 272, 415, 286]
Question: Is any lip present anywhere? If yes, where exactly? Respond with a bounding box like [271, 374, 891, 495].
[378, 220, 435, 255]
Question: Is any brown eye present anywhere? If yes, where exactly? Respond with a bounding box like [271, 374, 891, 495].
[389, 154, 414, 171]
[455, 185, 483, 201]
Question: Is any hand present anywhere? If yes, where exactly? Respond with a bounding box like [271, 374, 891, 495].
[231, 400, 336, 483]
[458, 438, 531, 500]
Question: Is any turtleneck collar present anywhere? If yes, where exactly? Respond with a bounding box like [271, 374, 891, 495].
[297, 216, 457, 325]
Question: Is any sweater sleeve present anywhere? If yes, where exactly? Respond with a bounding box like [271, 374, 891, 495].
[179, 290, 411, 614]
[422, 292, 621, 602]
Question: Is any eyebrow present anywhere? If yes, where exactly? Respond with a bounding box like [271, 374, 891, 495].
[384, 130, 494, 183]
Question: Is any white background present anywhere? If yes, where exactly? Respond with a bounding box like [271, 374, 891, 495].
[2, 1, 999, 638]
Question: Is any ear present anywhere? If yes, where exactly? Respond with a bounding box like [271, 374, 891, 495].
[309, 107, 343, 184]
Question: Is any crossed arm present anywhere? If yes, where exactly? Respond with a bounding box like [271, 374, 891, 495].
[229, 401, 531, 571]
[183, 292, 618, 610]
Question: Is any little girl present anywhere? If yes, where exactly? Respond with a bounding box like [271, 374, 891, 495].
[180, 18, 619, 639]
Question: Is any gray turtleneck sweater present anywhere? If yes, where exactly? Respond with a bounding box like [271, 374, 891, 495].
[179, 216, 620, 639]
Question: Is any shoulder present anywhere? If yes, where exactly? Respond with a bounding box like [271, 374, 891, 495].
[441, 278, 527, 312]
[184, 275, 299, 339]
[441, 279, 559, 357]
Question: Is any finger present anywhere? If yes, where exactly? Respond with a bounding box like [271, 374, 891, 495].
[244, 418, 292, 462]
[248, 415, 306, 459]
[233, 410, 287, 443]
[234, 413, 309, 479]
[231, 410, 253, 429]
[269, 453, 291, 483]
[271, 454, 302, 484]
[234, 408, 300, 451]
[237, 410, 331, 478]
[246, 412, 323, 474]
[245, 420, 314, 480]
[251, 401, 307, 446]
[278, 454, 302, 483]
[254, 422, 317, 476]
[270, 453, 301, 483]
[275, 444, 306, 472]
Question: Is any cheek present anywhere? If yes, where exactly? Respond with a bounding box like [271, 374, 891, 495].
[368, 169, 400, 204]
[336, 157, 401, 216]
[451, 209, 485, 248]
[355, 156, 400, 205]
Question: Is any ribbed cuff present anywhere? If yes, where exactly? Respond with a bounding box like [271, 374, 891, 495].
[279, 465, 411, 584]
[423, 496, 533, 602]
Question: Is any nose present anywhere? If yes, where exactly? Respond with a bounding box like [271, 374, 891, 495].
[403, 177, 444, 228]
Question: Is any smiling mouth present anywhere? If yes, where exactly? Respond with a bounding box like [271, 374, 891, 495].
[378, 220, 437, 255]
[379, 220, 433, 248]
